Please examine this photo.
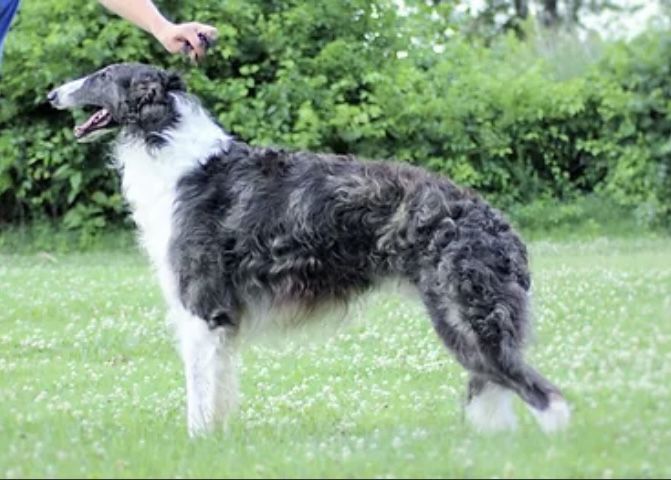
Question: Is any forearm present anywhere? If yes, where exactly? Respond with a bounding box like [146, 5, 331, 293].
[97, 0, 172, 37]
[98, 0, 218, 60]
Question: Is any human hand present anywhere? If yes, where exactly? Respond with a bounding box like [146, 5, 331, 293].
[154, 21, 218, 62]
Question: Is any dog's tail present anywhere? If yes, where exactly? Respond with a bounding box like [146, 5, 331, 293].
[494, 363, 571, 433]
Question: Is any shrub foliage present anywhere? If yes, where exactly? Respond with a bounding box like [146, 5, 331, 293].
[0, 0, 669, 234]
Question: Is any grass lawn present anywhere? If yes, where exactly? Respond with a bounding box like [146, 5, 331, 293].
[1, 236, 670, 478]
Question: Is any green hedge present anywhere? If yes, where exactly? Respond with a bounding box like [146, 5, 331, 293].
[1, 0, 669, 237]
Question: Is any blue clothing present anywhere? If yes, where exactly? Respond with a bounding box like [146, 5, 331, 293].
[0, 0, 20, 65]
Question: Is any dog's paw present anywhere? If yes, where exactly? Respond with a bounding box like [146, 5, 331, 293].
[465, 383, 518, 433]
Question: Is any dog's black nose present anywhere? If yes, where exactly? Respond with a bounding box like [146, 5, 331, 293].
[47, 89, 58, 105]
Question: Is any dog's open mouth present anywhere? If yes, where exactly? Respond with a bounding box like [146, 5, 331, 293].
[74, 108, 117, 142]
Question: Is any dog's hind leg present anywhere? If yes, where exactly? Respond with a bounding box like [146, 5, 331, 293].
[172, 307, 239, 437]
[419, 261, 569, 433]
[422, 292, 519, 432]
[456, 295, 570, 433]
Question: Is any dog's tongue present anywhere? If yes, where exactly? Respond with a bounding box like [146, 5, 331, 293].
[74, 109, 111, 138]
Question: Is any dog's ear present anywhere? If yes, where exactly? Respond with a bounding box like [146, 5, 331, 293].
[165, 71, 186, 92]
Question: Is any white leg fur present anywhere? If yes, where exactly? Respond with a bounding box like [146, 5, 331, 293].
[529, 394, 571, 434]
[174, 308, 239, 437]
[465, 382, 518, 433]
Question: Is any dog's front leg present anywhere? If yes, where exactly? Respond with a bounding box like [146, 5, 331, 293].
[173, 308, 239, 437]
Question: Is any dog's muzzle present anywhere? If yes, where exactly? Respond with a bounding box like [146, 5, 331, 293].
[47, 77, 86, 110]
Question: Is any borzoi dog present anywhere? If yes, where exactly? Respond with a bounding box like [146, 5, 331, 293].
[48, 63, 570, 436]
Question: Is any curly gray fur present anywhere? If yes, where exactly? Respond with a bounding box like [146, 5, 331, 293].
[170, 139, 561, 411]
[49, 62, 568, 429]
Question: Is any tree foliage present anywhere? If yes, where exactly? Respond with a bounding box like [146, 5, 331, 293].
[460, 0, 634, 41]
[0, 0, 669, 237]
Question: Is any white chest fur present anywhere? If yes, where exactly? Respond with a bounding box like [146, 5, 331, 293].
[118, 141, 180, 270]
[114, 95, 231, 306]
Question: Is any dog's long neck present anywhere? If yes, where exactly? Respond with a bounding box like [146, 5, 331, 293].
[114, 94, 231, 277]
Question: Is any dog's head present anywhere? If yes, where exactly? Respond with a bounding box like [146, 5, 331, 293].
[48, 63, 186, 142]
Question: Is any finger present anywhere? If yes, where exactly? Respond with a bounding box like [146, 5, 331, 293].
[197, 32, 215, 49]
[185, 30, 206, 58]
[180, 40, 192, 55]
[192, 26, 217, 51]
[199, 25, 218, 41]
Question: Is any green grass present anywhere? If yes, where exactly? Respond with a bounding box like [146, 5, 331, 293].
[1, 237, 670, 478]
